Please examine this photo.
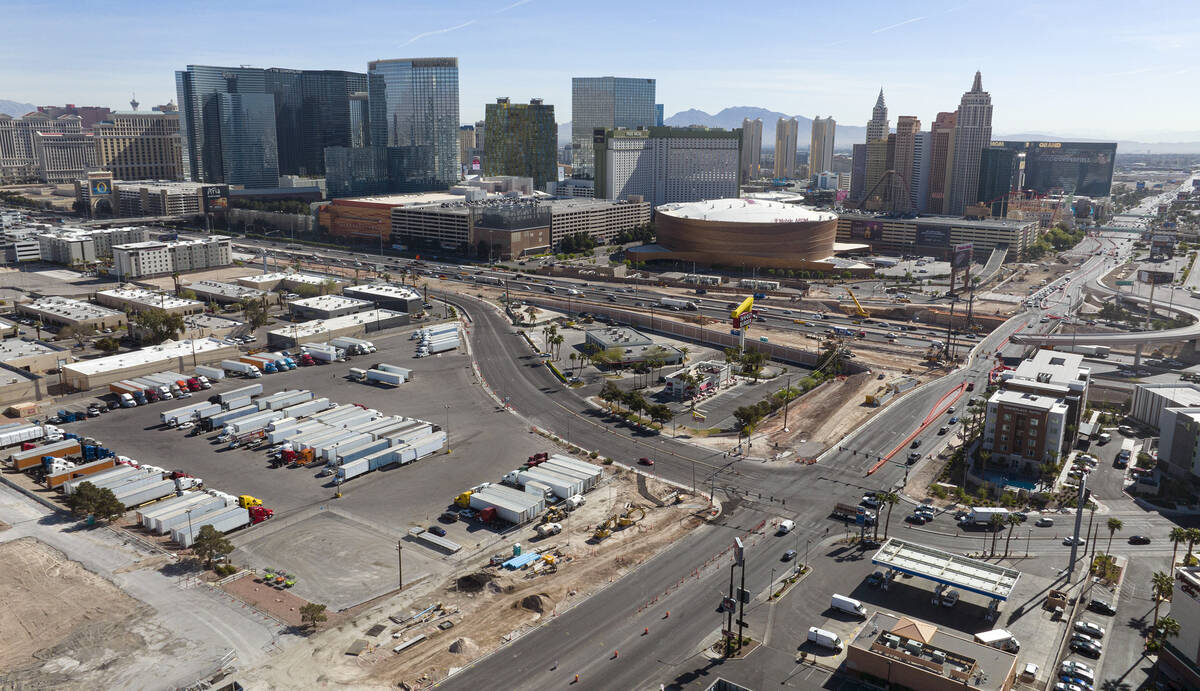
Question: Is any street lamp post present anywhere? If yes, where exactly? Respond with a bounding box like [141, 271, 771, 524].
[185, 508, 194, 549]
[443, 404, 451, 453]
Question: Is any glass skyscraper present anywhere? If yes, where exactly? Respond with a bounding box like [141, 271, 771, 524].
[175, 64, 367, 186]
[366, 58, 460, 190]
[570, 76, 656, 179]
[483, 98, 556, 189]
[217, 93, 279, 188]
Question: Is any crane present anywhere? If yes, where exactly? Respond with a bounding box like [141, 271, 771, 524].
[845, 287, 870, 319]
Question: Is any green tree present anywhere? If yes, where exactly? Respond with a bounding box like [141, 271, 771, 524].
[133, 308, 185, 345]
[192, 524, 234, 567]
[1106, 517, 1123, 555]
[66, 482, 124, 522]
[300, 602, 328, 631]
[1187, 527, 1200, 563]
[294, 283, 320, 298]
[179, 288, 198, 300]
[599, 380, 623, 412]
[989, 513, 1004, 556]
[1003, 513, 1022, 557]
[1151, 570, 1173, 632]
[94, 336, 120, 353]
[649, 404, 672, 429]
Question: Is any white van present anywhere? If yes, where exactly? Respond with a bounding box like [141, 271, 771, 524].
[807, 627, 844, 651]
[778, 519, 795, 534]
[831, 594, 867, 618]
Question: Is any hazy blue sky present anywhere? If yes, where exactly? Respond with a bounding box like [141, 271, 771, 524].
[1, 0, 1194, 139]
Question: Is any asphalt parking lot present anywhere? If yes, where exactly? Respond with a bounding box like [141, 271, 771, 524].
[62, 323, 548, 608]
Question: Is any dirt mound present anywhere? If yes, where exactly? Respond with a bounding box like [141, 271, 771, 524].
[514, 593, 553, 613]
[455, 572, 495, 593]
[448, 637, 479, 656]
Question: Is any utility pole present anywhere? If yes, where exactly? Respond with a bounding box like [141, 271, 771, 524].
[397, 541, 403, 589]
[782, 375, 792, 432]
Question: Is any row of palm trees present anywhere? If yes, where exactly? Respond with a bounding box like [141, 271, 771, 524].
[599, 380, 673, 428]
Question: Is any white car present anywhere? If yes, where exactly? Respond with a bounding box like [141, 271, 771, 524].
[177, 421, 194, 430]
[1073, 621, 1105, 638]
[1061, 660, 1094, 677]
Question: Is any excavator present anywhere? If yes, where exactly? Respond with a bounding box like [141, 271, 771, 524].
[617, 505, 646, 528]
[845, 287, 870, 319]
[593, 516, 617, 541]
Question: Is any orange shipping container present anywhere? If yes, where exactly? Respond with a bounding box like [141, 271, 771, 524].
[46, 457, 116, 489]
[12, 440, 82, 471]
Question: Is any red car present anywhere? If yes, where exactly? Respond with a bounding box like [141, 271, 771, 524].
[638, 457, 654, 466]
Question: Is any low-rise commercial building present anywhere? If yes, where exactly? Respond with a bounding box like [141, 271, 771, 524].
[341, 284, 423, 313]
[836, 213, 1040, 260]
[1161, 567, 1200, 688]
[0, 339, 72, 374]
[287, 294, 374, 320]
[1132, 384, 1200, 480]
[583, 326, 683, 367]
[664, 360, 732, 399]
[95, 287, 204, 316]
[1131, 383, 1200, 428]
[236, 271, 343, 293]
[111, 235, 232, 278]
[16, 297, 126, 331]
[182, 314, 244, 340]
[846, 612, 1017, 691]
[0, 318, 18, 339]
[265, 309, 409, 349]
[187, 279, 268, 305]
[60, 338, 240, 391]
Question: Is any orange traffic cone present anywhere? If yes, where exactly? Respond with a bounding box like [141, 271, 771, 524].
[613, 649, 619, 659]
[664, 611, 670, 619]
[643, 627, 649, 636]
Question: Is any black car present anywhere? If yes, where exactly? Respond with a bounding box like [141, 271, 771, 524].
[911, 439, 922, 448]
[428, 526, 447, 537]
[1128, 535, 1151, 545]
[1088, 598, 1117, 615]
[1069, 638, 1102, 658]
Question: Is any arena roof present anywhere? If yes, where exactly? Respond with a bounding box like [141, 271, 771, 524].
[656, 198, 836, 224]
[871, 538, 1020, 601]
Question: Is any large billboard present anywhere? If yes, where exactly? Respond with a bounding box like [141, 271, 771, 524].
[951, 243, 973, 269]
[849, 219, 881, 240]
[916, 224, 950, 247]
[995, 141, 1117, 197]
[1138, 269, 1173, 285]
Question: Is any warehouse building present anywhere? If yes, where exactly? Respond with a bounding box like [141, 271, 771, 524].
[237, 271, 343, 293]
[341, 284, 423, 313]
[265, 309, 409, 348]
[95, 287, 204, 316]
[836, 213, 1039, 260]
[60, 337, 241, 391]
[0, 318, 18, 339]
[16, 297, 126, 331]
[288, 294, 374, 320]
[0, 339, 72, 374]
[0, 364, 44, 411]
[181, 314, 244, 339]
[187, 279, 268, 305]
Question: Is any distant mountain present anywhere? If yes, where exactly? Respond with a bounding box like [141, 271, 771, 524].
[665, 107, 868, 151]
[0, 99, 35, 117]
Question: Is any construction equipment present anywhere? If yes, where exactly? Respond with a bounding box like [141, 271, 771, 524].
[845, 288, 870, 318]
[593, 516, 618, 540]
[542, 505, 567, 523]
[618, 505, 646, 528]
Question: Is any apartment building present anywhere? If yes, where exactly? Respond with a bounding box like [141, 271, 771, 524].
[111, 235, 232, 278]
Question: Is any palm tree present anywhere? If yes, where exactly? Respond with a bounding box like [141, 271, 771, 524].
[989, 514, 1004, 556]
[1170, 527, 1188, 567]
[1106, 518, 1123, 555]
[1156, 616, 1181, 645]
[1151, 570, 1173, 633]
[1187, 528, 1200, 564]
[1003, 513, 1022, 557]
[679, 345, 690, 363]
[877, 491, 898, 541]
[569, 352, 578, 376]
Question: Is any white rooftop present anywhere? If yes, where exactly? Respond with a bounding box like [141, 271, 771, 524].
[989, 388, 1069, 413]
[97, 287, 202, 310]
[1136, 384, 1200, 408]
[345, 283, 421, 299]
[1012, 349, 1087, 386]
[22, 297, 123, 320]
[289, 295, 373, 310]
[190, 280, 265, 298]
[342, 191, 470, 206]
[267, 309, 407, 339]
[63, 338, 234, 376]
[0, 339, 57, 359]
[240, 272, 339, 286]
[872, 538, 1020, 601]
[655, 198, 837, 224]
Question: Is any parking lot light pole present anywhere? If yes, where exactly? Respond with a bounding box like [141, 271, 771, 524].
[443, 404, 451, 454]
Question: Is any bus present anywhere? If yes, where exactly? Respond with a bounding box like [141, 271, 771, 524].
[1116, 438, 1137, 467]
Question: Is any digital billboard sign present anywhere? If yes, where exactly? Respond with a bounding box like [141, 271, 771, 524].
[916, 224, 950, 247]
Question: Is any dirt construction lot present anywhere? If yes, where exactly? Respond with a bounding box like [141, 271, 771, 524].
[0, 537, 145, 678]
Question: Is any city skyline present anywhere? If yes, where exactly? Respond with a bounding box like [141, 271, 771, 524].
[0, 0, 1196, 141]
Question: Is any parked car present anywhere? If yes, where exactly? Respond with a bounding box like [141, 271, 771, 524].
[1087, 599, 1117, 615]
[861, 494, 881, 508]
[1069, 639, 1102, 658]
[1054, 683, 1084, 691]
[1073, 621, 1105, 638]
[906, 513, 929, 525]
[865, 571, 885, 587]
[438, 511, 458, 523]
[428, 526, 447, 537]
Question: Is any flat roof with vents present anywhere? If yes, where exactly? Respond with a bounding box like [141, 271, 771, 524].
[871, 538, 1020, 601]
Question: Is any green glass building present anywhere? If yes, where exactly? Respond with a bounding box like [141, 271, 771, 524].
[482, 98, 556, 190]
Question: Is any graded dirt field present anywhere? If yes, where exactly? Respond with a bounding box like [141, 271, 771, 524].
[0, 537, 145, 677]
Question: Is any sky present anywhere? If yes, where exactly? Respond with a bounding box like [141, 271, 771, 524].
[1, 0, 1196, 141]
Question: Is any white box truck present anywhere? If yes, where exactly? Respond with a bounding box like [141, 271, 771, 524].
[974, 629, 1020, 652]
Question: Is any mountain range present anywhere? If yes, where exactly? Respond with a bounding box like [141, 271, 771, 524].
[0, 99, 36, 117]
